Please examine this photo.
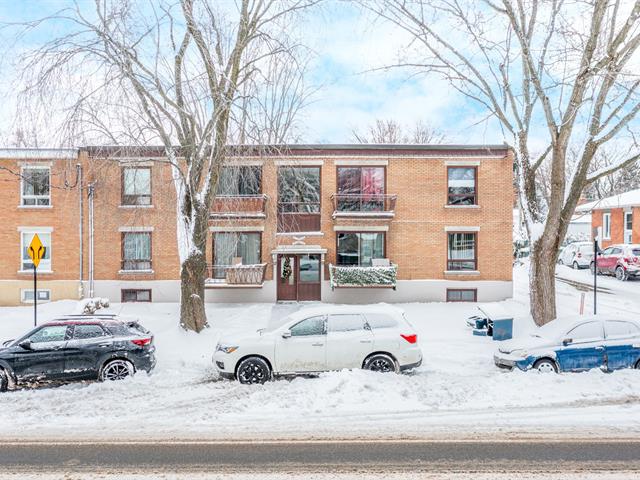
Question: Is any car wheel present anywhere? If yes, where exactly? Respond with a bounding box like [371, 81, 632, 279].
[236, 357, 271, 385]
[100, 359, 135, 382]
[363, 353, 398, 373]
[0, 369, 7, 392]
[615, 266, 627, 281]
[533, 358, 558, 374]
[572, 261, 580, 270]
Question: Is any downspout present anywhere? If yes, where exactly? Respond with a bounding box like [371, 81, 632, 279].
[77, 163, 84, 299]
[88, 183, 95, 298]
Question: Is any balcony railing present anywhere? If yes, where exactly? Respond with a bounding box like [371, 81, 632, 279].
[206, 263, 267, 286]
[331, 194, 397, 218]
[211, 194, 267, 217]
[328, 263, 398, 290]
[277, 201, 321, 232]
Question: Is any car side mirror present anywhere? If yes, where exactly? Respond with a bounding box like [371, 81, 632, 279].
[562, 338, 572, 346]
[19, 340, 32, 350]
[282, 330, 292, 339]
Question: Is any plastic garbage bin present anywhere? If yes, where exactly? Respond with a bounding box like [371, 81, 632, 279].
[476, 305, 513, 341]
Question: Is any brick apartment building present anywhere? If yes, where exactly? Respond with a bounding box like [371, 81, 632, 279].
[576, 189, 640, 246]
[0, 144, 513, 306]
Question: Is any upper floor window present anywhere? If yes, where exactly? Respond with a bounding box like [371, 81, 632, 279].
[217, 166, 261, 196]
[602, 212, 611, 240]
[277, 167, 321, 232]
[337, 167, 385, 212]
[447, 167, 477, 205]
[447, 232, 477, 271]
[21, 231, 52, 272]
[122, 167, 151, 206]
[21, 167, 50, 206]
[121, 232, 152, 271]
[337, 232, 385, 266]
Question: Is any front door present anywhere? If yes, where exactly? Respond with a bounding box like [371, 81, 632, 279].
[277, 254, 321, 301]
[11, 325, 70, 381]
[326, 313, 374, 370]
[275, 315, 327, 373]
[556, 321, 606, 372]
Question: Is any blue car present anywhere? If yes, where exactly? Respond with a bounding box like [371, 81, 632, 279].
[494, 315, 640, 373]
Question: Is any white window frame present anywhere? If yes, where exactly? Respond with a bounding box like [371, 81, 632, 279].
[21, 288, 51, 304]
[19, 229, 53, 273]
[624, 211, 633, 244]
[603, 212, 611, 240]
[20, 166, 51, 207]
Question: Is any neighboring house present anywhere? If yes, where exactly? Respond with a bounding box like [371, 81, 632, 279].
[0, 144, 514, 305]
[566, 213, 592, 243]
[0, 149, 82, 305]
[576, 189, 640, 247]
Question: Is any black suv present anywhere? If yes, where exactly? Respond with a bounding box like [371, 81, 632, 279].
[0, 315, 155, 392]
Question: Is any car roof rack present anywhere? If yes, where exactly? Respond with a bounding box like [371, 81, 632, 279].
[57, 313, 118, 317]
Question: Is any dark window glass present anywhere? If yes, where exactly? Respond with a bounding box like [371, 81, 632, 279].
[299, 254, 320, 283]
[337, 232, 385, 266]
[290, 316, 326, 336]
[448, 167, 476, 205]
[278, 167, 320, 213]
[447, 233, 477, 270]
[217, 166, 261, 196]
[337, 167, 385, 212]
[122, 168, 151, 205]
[73, 325, 107, 339]
[29, 326, 67, 343]
[122, 233, 152, 270]
[446, 289, 477, 302]
[22, 168, 50, 206]
[328, 314, 365, 332]
[121, 289, 152, 302]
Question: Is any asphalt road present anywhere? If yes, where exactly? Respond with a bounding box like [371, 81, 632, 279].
[2, 440, 640, 474]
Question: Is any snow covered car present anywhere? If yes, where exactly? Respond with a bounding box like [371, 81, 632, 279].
[590, 244, 640, 281]
[558, 241, 593, 269]
[494, 315, 640, 373]
[0, 315, 155, 392]
[214, 306, 423, 384]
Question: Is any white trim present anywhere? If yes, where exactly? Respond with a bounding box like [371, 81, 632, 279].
[271, 245, 328, 254]
[17, 205, 53, 210]
[333, 225, 389, 232]
[18, 269, 53, 274]
[118, 269, 155, 274]
[332, 212, 395, 218]
[274, 159, 324, 166]
[119, 160, 154, 167]
[223, 159, 264, 166]
[444, 226, 480, 232]
[445, 160, 481, 166]
[241, 155, 505, 160]
[118, 205, 154, 209]
[210, 226, 265, 232]
[18, 160, 54, 167]
[444, 270, 481, 275]
[0, 149, 77, 160]
[444, 205, 481, 209]
[334, 159, 389, 166]
[276, 231, 324, 237]
[17, 226, 54, 232]
[118, 226, 154, 232]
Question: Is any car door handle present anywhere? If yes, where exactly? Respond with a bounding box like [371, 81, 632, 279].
[360, 340, 372, 344]
[97, 343, 111, 348]
[311, 343, 324, 347]
[595, 346, 605, 351]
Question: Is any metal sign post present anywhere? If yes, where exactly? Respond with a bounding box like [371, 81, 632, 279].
[593, 227, 601, 315]
[27, 234, 46, 327]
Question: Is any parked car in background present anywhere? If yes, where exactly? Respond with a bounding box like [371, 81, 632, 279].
[494, 315, 640, 373]
[0, 315, 155, 392]
[590, 244, 640, 281]
[558, 241, 593, 269]
[214, 305, 423, 384]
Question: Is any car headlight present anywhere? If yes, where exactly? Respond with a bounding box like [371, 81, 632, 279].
[512, 349, 529, 358]
[216, 344, 238, 354]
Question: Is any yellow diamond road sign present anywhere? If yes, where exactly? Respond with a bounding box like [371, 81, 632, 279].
[28, 234, 46, 269]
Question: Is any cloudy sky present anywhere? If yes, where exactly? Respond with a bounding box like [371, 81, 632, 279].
[0, 0, 515, 146]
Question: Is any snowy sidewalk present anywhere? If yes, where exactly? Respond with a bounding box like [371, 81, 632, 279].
[1, 264, 640, 441]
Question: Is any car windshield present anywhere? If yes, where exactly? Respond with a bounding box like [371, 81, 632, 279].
[530, 320, 574, 339]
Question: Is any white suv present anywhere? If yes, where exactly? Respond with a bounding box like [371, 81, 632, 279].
[214, 305, 423, 384]
[559, 242, 593, 269]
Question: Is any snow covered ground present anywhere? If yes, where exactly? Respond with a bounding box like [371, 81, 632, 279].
[1, 263, 639, 441]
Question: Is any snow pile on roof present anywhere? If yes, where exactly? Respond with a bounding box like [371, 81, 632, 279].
[576, 189, 640, 212]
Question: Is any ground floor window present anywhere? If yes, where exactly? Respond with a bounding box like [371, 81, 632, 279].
[213, 232, 261, 279]
[446, 289, 477, 302]
[21, 231, 52, 271]
[447, 232, 477, 271]
[121, 232, 152, 271]
[336, 232, 385, 266]
[121, 289, 152, 302]
[21, 289, 51, 303]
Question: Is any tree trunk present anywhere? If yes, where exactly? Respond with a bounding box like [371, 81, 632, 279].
[179, 250, 208, 332]
[529, 237, 560, 326]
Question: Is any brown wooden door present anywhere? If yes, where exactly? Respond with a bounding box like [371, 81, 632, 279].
[277, 255, 298, 301]
[277, 254, 322, 301]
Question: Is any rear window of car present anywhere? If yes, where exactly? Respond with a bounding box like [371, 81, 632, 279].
[105, 322, 148, 336]
[73, 324, 107, 339]
[606, 321, 640, 339]
[365, 313, 399, 329]
[632, 249, 640, 256]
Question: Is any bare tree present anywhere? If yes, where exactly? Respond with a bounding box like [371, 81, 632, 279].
[367, 0, 640, 325]
[10, 0, 317, 332]
[352, 118, 446, 144]
[584, 149, 640, 199]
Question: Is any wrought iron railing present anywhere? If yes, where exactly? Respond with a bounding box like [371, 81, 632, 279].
[207, 263, 267, 285]
[331, 194, 397, 215]
[211, 194, 267, 216]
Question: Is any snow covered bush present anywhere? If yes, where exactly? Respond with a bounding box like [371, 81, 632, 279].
[329, 264, 398, 289]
